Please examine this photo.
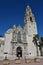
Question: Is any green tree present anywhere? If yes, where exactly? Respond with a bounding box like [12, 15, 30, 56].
[33, 34, 39, 56]
[39, 37, 43, 56]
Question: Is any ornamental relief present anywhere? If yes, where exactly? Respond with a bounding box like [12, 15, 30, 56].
[12, 30, 17, 42]
[12, 25, 27, 43]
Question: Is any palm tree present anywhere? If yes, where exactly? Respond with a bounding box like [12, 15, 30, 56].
[39, 37, 43, 56]
[33, 34, 39, 56]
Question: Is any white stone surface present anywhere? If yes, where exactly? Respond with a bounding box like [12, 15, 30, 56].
[0, 5, 41, 60]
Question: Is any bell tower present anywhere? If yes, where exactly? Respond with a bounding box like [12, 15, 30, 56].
[24, 5, 37, 35]
[24, 5, 38, 58]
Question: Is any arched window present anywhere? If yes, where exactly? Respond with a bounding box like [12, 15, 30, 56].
[30, 17, 33, 22]
[17, 32, 21, 42]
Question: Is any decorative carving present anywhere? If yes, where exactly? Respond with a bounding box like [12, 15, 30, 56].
[12, 27, 17, 42]
[17, 31, 21, 42]
[23, 31, 26, 43]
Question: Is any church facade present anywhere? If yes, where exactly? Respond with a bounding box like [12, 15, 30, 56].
[0, 6, 41, 60]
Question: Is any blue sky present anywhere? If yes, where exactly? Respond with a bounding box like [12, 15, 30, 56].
[0, 0, 43, 37]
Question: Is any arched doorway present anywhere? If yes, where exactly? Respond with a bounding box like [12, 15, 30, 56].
[16, 47, 22, 58]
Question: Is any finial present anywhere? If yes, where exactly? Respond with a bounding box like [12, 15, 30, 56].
[27, 5, 30, 9]
[25, 5, 32, 16]
[13, 25, 16, 28]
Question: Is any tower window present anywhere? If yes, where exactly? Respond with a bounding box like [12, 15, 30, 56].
[30, 17, 33, 22]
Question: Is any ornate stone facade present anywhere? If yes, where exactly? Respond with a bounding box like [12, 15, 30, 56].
[0, 5, 41, 60]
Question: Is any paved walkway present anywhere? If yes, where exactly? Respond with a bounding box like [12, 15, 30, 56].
[0, 59, 43, 65]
